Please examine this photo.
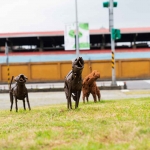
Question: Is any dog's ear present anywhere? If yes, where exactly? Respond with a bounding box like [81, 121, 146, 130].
[14, 76, 19, 82]
[86, 77, 90, 82]
[24, 76, 28, 80]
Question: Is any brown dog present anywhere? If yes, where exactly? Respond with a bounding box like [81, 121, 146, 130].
[82, 70, 101, 103]
[9, 74, 31, 112]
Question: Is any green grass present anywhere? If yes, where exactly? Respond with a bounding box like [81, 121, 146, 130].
[0, 97, 150, 150]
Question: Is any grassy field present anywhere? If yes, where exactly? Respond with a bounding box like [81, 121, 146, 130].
[0, 97, 150, 150]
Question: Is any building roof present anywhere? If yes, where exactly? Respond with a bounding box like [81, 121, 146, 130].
[0, 27, 150, 38]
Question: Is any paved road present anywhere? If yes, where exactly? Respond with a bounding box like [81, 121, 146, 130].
[125, 80, 150, 90]
[0, 79, 150, 110]
[1, 89, 150, 111]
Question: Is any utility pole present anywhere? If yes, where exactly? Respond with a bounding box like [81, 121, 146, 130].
[109, 0, 117, 86]
[75, 0, 79, 58]
[5, 42, 10, 87]
[103, 0, 121, 86]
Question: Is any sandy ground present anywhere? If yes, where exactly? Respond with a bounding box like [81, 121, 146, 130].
[1, 90, 150, 110]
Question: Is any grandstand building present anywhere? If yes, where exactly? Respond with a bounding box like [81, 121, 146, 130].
[0, 27, 150, 52]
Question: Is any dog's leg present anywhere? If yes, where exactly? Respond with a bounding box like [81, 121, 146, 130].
[10, 92, 13, 111]
[75, 90, 81, 108]
[78, 90, 81, 107]
[65, 83, 69, 109]
[67, 97, 69, 109]
[23, 99, 26, 110]
[65, 82, 72, 109]
[82, 91, 87, 103]
[68, 89, 72, 109]
[75, 92, 78, 109]
[83, 95, 85, 103]
[69, 95, 72, 109]
[82, 88, 85, 103]
[66, 92, 71, 109]
[86, 96, 88, 102]
[97, 91, 101, 102]
[26, 93, 31, 110]
[92, 93, 97, 103]
[86, 93, 90, 102]
[92, 86, 97, 102]
[15, 97, 18, 112]
[96, 87, 101, 102]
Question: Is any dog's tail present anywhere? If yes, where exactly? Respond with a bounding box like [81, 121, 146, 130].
[9, 76, 14, 91]
[89, 59, 92, 73]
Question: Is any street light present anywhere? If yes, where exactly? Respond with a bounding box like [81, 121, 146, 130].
[75, 0, 79, 58]
[103, 0, 120, 86]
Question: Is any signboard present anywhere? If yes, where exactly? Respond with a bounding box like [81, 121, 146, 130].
[64, 23, 90, 50]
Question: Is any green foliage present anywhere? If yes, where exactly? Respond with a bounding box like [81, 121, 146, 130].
[0, 97, 150, 149]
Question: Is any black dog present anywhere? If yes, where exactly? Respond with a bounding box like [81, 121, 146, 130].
[64, 57, 84, 109]
[9, 74, 31, 112]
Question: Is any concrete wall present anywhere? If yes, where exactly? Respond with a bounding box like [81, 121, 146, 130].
[0, 58, 150, 83]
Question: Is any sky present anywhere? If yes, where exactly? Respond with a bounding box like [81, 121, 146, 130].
[0, 0, 150, 33]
